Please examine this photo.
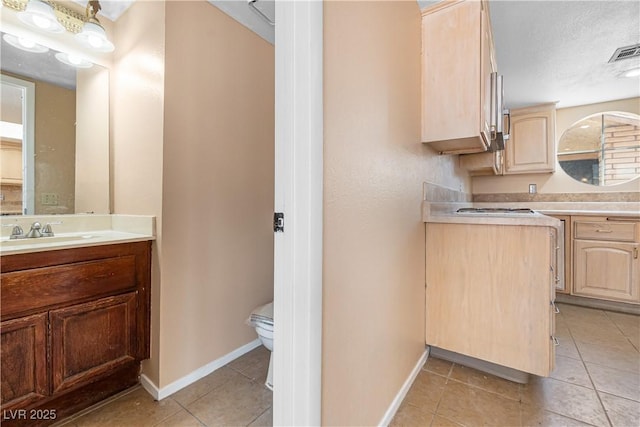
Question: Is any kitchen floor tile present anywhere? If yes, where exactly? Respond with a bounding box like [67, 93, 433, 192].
[519, 404, 593, 427]
[435, 380, 521, 426]
[520, 376, 608, 426]
[599, 392, 640, 427]
[403, 371, 447, 413]
[389, 401, 434, 427]
[429, 414, 463, 426]
[586, 362, 640, 402]
[576, 340, 640, 374]
[555, 334, 582, 360]
[422, 356, 453, 377]
[549, 355, 593, 388]
[448, 364, 520, 401]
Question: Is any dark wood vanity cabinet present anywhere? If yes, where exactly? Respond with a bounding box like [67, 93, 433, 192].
[0, 242, 151, 426]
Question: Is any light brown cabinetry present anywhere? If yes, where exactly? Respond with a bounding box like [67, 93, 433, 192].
[421, 0, 495, 154]
[504, 103, 556, 174]
[0, 242, 151, 426]
[459, 149, 503, 176]
[0, 140, 23, 185]
[572, 217, 639, 303]
[425, 222, 556, 376]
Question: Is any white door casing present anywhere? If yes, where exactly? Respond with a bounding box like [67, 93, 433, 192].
[273, 1, 323, 425]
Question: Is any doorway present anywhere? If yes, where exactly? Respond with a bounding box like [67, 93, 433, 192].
[0, 74, 35, 215]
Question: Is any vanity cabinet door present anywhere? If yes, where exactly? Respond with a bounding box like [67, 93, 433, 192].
[1, 313, 49, 410]
[50, 293, 138, 394]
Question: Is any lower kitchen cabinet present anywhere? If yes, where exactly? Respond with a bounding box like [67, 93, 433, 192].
[574, 239, 639, 303]
[425, 222, 557, 377]
[0, 242, 151, 426]
[571, 216, 639, 304]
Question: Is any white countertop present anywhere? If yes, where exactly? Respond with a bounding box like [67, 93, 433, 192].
[0, 214, 155, 255]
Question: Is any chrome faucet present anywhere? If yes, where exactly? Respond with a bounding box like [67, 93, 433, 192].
[25, 222, 43, 238]
[3, 223, 25, 239]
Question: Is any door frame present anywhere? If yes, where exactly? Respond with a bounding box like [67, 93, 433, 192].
[273, 1, 323, 425]
[0, 74, 35, 215]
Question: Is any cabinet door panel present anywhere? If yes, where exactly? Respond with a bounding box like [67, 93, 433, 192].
[50, 293, 137, 393]
[505, 105, 556, 174]
[574, 240, 639, 303]
[1, 313, 48, 409]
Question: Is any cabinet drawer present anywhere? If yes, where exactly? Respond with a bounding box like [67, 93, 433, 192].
[574, 221, 637, 242]
[1, 256, 136, 319]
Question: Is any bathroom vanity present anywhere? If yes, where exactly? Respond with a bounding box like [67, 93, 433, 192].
[0, 216, 153, 426]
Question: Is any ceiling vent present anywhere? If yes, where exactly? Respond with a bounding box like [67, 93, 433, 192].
[609, 43, 640, 63]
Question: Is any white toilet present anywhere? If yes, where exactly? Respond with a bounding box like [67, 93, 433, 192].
[248, 301, 274, 390]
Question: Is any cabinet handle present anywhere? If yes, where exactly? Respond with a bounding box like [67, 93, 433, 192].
[552, 336, 560, 346]
[634, 248, 638, 259]
[595, 229, 613, 233]
[551, 301, 560, 314]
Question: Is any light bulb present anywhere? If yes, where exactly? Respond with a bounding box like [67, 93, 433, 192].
[32, 14, 51, 29]
[88, 34, 103, 48]
[19, 38, 36, 48]
[67, 55, 82, 65]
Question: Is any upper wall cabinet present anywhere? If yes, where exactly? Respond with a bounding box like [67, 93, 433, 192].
[421, 0, 495, 154]
[505, 103, 556, 174]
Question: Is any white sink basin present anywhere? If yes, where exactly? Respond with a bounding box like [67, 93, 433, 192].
[1, 234, 100, 247]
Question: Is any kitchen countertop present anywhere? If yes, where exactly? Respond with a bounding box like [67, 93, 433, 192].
[423, 200, 639, 227]
[423, 202, 561, 227]
[472, 202, 640, 218]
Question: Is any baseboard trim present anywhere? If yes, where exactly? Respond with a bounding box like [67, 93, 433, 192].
[556, 294, 640, 315]
[140, 338, 262, 400]
[378, 347, 430, 427]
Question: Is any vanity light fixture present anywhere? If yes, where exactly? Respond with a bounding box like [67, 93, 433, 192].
[2, 33, 49, 53]
[17, 0, 64, 33]
[75, 1, 114, 52]
[54, 51, 92, 68]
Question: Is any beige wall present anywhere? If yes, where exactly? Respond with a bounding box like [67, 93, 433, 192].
[112, 0, 274, 389]
[160, 1, 274, 386]
[111, 0, 166, 384]
[76, 66, 110, 214]
[323, 2, 469, 425]
[34, 79, 75, 214]
[473, 97, 640, 194]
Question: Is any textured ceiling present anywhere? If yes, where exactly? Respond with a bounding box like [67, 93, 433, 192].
[5, 1, 638, 111]
[420, 1, 640, 109]
[489, 1, 640, 109]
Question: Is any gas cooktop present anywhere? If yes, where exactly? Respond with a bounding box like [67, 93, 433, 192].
[456, 208, 535, 214]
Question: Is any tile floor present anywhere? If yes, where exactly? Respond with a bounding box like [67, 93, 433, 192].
[55, 304, 639, 427]
[56, 346, 273, 427]
[391, 303, 640, 427]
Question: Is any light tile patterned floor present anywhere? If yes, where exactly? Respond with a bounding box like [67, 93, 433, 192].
[55, 346, 272, 427]
[392, 303, 640, 427]
[54, 304, 639, 427]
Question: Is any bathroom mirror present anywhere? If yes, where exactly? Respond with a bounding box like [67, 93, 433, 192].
[0, 32, 110, 215]
[557, 112, 640, 186]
